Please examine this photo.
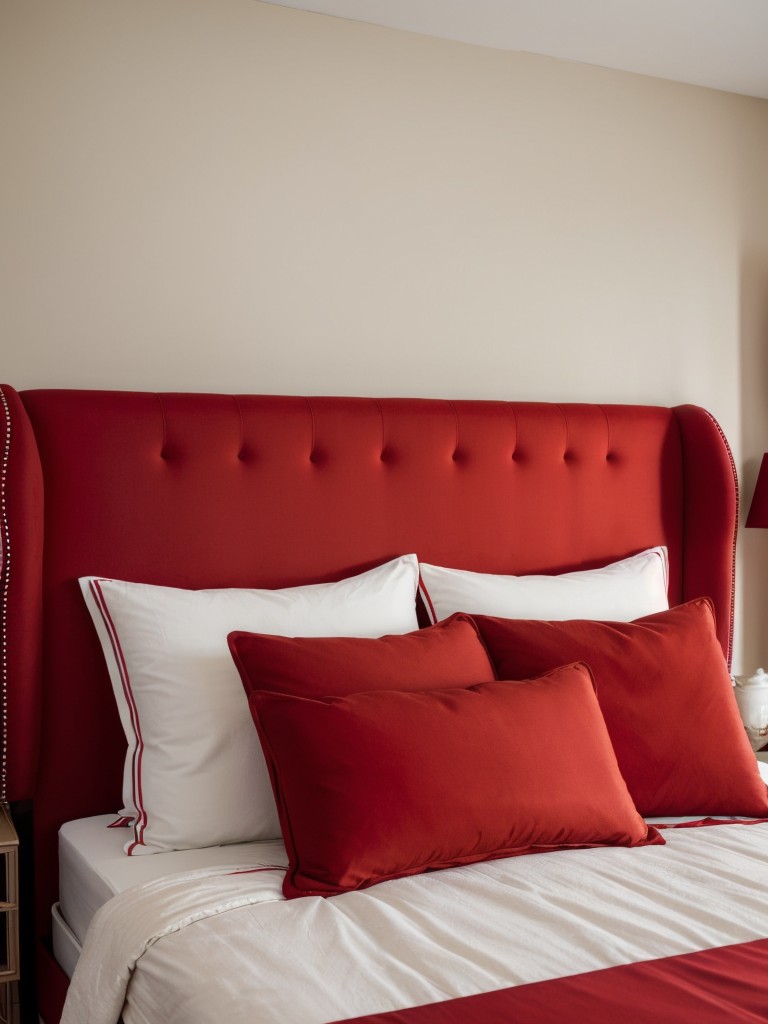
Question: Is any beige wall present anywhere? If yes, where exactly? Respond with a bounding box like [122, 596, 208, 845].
[738, 116, 768, 675]
[2, 0, 768, 668]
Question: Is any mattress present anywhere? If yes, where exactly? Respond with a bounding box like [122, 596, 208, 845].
[55, 814, 285, 975]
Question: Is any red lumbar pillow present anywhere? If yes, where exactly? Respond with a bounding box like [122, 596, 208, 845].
[249, 663, 662, 899]
[229, 612, 497, 698]
[474, 599, 768, 818]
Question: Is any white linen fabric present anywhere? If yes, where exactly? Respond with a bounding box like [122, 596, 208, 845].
[62, 821, 768, 1024]
[419, 546, 669, 623]
[58, 815, 283, 949]
[79, 555, 420, 855]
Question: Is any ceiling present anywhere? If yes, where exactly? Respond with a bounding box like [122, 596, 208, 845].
[265, 0, 768, 100]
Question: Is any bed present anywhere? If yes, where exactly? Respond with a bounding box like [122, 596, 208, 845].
[2, 386, 767, 1023]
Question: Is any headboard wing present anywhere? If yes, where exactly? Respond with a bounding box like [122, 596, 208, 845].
[675, 403, 738, 666]
[0, 385, 43, 804]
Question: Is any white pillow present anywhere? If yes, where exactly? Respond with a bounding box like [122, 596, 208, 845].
[80, 555, 420, 855]
[419, 547, 669, 624]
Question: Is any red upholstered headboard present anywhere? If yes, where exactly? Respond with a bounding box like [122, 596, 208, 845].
[0, 387, 738, 1021]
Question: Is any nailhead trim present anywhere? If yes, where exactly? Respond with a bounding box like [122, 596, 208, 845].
[0, 387, 10, 803]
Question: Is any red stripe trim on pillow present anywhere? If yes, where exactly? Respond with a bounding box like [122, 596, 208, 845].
[417, 580, 438, 625]
[654, 546, 670, 594]
[90, 579, 147, 853]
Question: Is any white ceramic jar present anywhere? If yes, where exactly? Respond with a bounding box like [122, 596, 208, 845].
[735, 668, 768, 751]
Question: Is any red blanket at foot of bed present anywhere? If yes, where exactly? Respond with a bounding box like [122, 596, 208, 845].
[337, 938, 768, 1024]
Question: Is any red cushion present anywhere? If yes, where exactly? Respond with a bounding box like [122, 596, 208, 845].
[229, 613, 496, 698]
[474, 600, 768, 817]
[249, 663, 662, 899]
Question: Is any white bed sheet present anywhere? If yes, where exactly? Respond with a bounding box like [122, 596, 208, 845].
[62, 819, 768, 1024]
[58, 814, 285, 948]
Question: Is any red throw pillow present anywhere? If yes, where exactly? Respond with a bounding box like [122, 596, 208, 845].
[474, 599, 768, 818]
[229, 613, 496, 698]
[249, 663, 662, 899]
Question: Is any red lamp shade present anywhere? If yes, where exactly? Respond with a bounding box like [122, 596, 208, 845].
[747, 454, 768, 528]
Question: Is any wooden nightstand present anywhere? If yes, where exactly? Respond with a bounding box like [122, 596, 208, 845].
[0, 805, 18, 1024]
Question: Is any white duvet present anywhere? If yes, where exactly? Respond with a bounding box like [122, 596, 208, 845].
[63, 820, 768, 1024]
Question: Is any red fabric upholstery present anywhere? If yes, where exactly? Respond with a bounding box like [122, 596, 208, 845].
[250, 664, 661, 899]
[0, 388, 737, 1021]
[675, 404, 739, 665]
[0, 385, 43, 804]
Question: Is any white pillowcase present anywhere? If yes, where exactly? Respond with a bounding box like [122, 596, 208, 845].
[80, 555, 420, 855]
[419, 547, 669, 624]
